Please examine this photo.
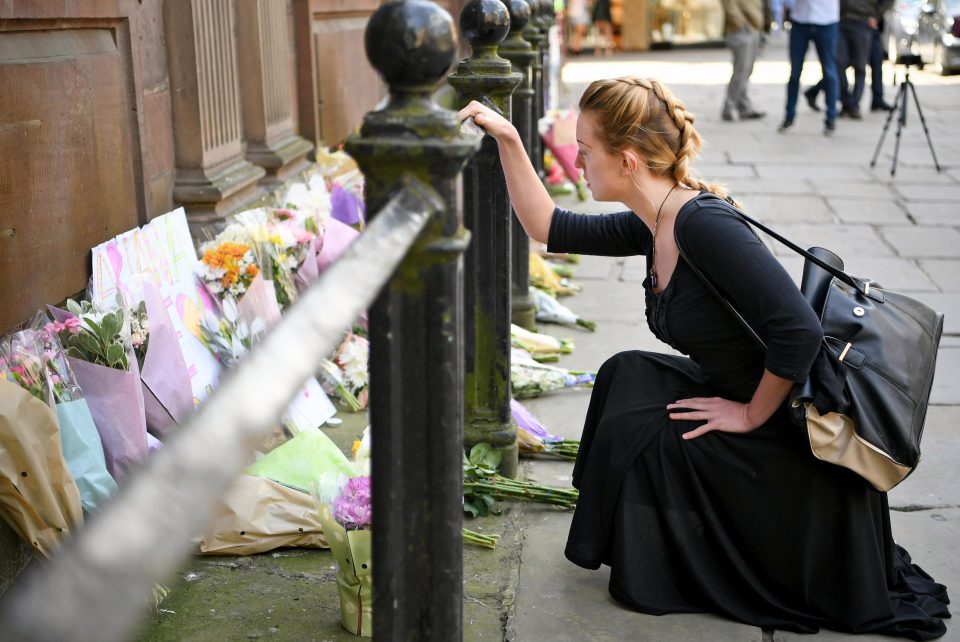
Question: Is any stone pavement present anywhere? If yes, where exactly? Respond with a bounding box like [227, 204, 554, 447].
[507, 35, 960, 642]
[135, 38, 959, 641]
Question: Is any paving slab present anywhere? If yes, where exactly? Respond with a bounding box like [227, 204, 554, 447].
[696, 163, 758, 180]
[894, 184, 960, 202]
[918, 259, 960, 292]
[723, 178, 815, 196]
[930, 348, 960, 405]
[812, 181, 898, 199]
[755, 164, 875, 182]
[740, 194, 834, 224]
[868, 166, 960, 184]
[827, 197, 910, 225]
[836, 256, 938, 292]
[912, 293, 960, 335]
[879, 226, 960, 259]
[905, 202, 960, 226]
[763, 224, 895, 258]
[888, 406, 960, 509]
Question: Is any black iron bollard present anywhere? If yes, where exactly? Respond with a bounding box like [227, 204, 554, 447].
[448, 0, 522, 478]
[523, 0, 546, 182]
[500, 0, 538, 332]
[344, 2, 480, 638]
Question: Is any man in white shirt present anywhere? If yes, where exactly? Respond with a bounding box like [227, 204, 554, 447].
[778, 0, 840, 134]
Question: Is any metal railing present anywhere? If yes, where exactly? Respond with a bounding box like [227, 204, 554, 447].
[0, 1, 556, 639]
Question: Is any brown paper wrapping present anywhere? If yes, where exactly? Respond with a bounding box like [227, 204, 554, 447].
[0, 380, 83, 557]
[195, 475, 328, 555]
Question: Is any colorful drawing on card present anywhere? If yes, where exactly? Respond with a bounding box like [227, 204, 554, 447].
[90, 208, 221, 403]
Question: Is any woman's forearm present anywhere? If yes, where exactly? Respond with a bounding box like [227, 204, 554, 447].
[458, 101, 556, 244]
[745, 369, 795, 428]
[495, 132, 556, 244]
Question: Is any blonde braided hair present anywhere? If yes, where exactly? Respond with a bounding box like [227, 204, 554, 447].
[578, 77, 737, 206]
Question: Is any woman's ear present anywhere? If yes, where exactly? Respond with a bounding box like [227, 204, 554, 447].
[621, 149, 641, 175]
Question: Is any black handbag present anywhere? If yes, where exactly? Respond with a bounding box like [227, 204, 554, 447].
[676, 198, 944, 492]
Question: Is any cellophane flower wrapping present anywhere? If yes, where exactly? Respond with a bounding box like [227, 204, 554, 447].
[48, 303, 148, 483]
[135, 282, 195, 440]
[313, 470, 372, 636]
[510, 348, 595, 399]
[0, 379, 84, 557]
[25, 318, 118, 512]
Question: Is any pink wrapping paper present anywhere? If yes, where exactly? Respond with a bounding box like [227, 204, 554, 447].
[543, 112, 582, 185]
[238, 274, 283, 331]
[48, 306, 148, 483]
[140, 283, 194, 440]
[317, 218, 360, 274]
[293, 236, 320, 293]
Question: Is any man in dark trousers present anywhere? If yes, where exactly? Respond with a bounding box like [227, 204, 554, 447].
[836, 0, 892, 118]
[721, 0, 768, 121]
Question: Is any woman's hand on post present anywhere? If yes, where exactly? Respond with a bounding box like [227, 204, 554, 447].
[667, 397, 760, 440]
[458, 101, 519, 144]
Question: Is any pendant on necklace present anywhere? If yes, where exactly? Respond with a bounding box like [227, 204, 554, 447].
[650, 273, 658, 289]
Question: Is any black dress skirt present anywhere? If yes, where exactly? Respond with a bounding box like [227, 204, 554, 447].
[548, 194, 950, 639]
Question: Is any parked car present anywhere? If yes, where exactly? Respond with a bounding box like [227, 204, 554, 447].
[916, 0, 960, 73]
[884, 0, 925, 63]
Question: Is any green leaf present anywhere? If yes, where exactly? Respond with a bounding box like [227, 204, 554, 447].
[468, 443, 502, 471]
[66, 299, 83, 316]
[83, 316, 102, 337]
[100, 312, 120, 341]
[106, 343, 126, 370]
[65, 346, 85, 360]
[78, 331, 101, 357]
[463, 502, 480, 518]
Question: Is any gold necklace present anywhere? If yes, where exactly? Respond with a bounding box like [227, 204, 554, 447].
[649, 183, 679, 290]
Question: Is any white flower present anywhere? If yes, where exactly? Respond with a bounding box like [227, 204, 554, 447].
[336, 335, 369, 390]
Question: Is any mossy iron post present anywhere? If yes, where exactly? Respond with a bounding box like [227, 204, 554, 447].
[343, 1, 479, 638]
[523, 0, 546, 182]
[448, 0, 522, 479]
[500, 0, 538, 332]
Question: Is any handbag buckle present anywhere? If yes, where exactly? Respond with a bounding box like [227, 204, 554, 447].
[838, 342, 853, 362]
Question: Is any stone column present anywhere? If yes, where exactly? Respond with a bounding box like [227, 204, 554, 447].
[164, 0, 265, 235]
[343, 1, 479, 638]
[499, 0, 538, 332]
[448, 0, 522, 479]
[235, 0, 314, 189]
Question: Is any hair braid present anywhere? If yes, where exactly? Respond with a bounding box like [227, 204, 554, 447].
[580, 76, 738, 206]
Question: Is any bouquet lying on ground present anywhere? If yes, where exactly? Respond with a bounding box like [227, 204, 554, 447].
[511, 324, 573, 363]
[511, 398, 580, 461]
[462, 443, 578, 518]
[511, 348, 595, 399]
[529, 287, 595, 331]
[530, 253, 581, 297]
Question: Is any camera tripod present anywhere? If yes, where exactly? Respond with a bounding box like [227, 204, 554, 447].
[870, 64, 942, 176]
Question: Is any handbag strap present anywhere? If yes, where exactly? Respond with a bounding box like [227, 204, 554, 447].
[713, 196, 862, 292]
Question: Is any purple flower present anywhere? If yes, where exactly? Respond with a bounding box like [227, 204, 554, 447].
[331, 475, 372, 530]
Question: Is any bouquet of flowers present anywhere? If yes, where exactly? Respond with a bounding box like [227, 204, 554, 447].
[315, 473, 373, 636]
[530, 252, 581, 297]
[198, 295, 266, 369]
[268, 206, 321, 292]
[333, 333, 369, 409]
[511, 398, 580, 461]
[529, 287, 595, 331]
[196, 240, 260, 299]
[511, 349, 595, 399]
[462, 443, 578, 518]
[47, 299, 149, 482]
[16, 323, 118, 512]
[510, 324, 574, 363]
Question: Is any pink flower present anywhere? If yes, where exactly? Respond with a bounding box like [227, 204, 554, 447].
[331, 476, 372, 530]
[63, 317, 81, 333]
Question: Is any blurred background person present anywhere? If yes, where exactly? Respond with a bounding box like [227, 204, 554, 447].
[779, 0, 840, 134]
[566, 0, 592, 55]
[592, 0, 615, 56]
[721, 0, 768, 120]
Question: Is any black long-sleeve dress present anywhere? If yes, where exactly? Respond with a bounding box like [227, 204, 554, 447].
[548, 192, 950, 639]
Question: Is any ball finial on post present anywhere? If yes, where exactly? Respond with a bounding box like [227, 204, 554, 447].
[365, 0, 458, 89]
[459, 0, 511, 51]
